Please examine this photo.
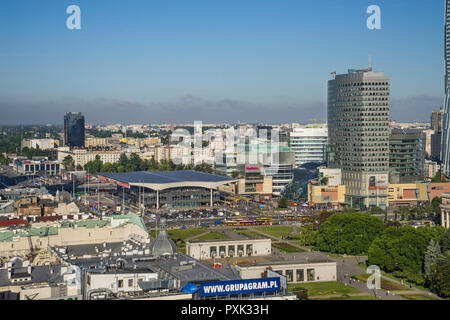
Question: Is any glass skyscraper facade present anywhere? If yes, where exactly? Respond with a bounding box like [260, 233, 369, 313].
[64, 112, 85, 148]
[328, 68, 390, 209]
[442, 0, 450, 176]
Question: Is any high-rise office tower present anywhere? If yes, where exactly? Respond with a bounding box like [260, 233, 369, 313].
[389, 128, 426, 184]
[432, 109, 444, 133]
[328, 67, 390, 209]
[442, 0, 450, 175]
[64, 112, 85, 148]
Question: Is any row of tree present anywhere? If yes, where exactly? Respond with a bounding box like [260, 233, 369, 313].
[71, 153, 213, 174]
[297, 209, 450, 297]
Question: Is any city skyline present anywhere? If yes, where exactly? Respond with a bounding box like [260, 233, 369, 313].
[0, 0, 444, 124]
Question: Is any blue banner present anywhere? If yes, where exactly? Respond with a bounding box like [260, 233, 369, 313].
[200, 277, 281, 297]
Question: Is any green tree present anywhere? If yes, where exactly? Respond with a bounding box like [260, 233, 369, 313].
[118, 153, 128, 168]
[298, 224, 318, 246]
[441, 228, 450, 253]
[101, 162, 117, 173]
[231, 170, 241, 179]
[129, 153, 143, 171]
[428, 251, 450, 298]
[62, 155, 74, 171]
[368, 226, 444, 275]
[279, 197, 288, 208]
[315, 212, 385, 255]
[84, 155, 103, 174]
[0, 154, 10, 165]
[424, 239, 441, 277]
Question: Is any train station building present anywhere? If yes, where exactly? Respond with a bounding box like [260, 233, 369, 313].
[98, 170, 237, 209]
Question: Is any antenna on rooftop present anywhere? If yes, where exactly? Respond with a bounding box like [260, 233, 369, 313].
[368, 54, 373, 71]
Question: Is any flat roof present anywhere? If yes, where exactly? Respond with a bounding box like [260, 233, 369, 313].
[187, 237, 269, 244]
[99, 170, 237, 191]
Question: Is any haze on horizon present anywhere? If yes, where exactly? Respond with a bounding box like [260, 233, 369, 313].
[0, 0, 444, 125]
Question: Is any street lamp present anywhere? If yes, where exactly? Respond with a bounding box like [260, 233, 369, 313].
[355, 234, 362, 264]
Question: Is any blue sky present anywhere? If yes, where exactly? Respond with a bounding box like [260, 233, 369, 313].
[0, 0, 445, 124]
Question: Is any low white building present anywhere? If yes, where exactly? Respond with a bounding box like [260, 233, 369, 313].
[186, 238, 271, 260]
[235, 260, 337, 284]
[85, 268, 158, 298]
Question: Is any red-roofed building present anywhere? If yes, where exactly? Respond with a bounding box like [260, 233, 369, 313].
[0, 219, 27, 228]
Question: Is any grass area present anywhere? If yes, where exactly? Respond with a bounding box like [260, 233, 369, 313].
[381, 272, 429, 292]
[232, 228, 266, 239]
[196, 232, 230, 241]
[272, 242, 306, 253]
[398, 294, 440, 301]
[312, 295, 378, 300]
[253, 226, 294, 238]
[288, 281, 361, 297]
[288, 240, 306, 247]
[353, 274, 412, 291]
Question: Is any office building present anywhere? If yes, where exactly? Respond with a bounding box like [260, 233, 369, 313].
[328, 66, 390, 209]
[289, 127, 328, 167]
[432, 109, 444, 132]
[442, 0, 450, 175]
[236, 144, 294, 196]
[64, 112, 85, 148]
[389, 128, 426, 183]
[21, 139, 58, 151]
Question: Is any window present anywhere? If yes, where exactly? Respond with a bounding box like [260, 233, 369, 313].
[285, 270, 294, 282]
[128, 279, 133, 287]
[228, 245, 235, 256]
[296, 269, 305, 282]
[138, 278, 144, 283]
[307, 269, 315, 281]
[118, 280, 123, 288]
[210, 246, 217, 257]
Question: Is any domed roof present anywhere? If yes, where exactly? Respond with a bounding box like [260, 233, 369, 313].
[149, 218, 177, 257]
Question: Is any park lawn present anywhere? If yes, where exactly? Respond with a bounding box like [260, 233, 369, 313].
[288, 240, 305, 247]
[272, 242, 305, 253]
[381, 272, 429, 292]
[233, 228, 265, 239]
[354, 274, 412, 291]
[288, 281, 361, 297]
[168, 228, 208, 240]
[196, 232, 230, 241]
[254, 226, 294, 238]
[398, 294, 440, 301]
[312, 295, 378, 300]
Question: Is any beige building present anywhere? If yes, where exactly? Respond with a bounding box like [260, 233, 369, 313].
[308, 183, 346, 208]
[440, 193, 450, 228]
[186, 238, 271, 260]
[387, 183, 428, 208]
[58, 147, 122, 168]
[0, 213, 149, 258]
[235, 260, 337, 284]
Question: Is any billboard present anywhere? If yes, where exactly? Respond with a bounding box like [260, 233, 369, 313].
[200, 277, 281, 297]
[367, 174, 388, 190]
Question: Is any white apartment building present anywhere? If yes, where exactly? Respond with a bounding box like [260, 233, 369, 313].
[289, 127, 328, 168]
[57, 147, 122, 168]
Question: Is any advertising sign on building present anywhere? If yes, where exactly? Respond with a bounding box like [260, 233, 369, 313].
[368, 174, 388, 190]
[200, 277, 281, 297]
